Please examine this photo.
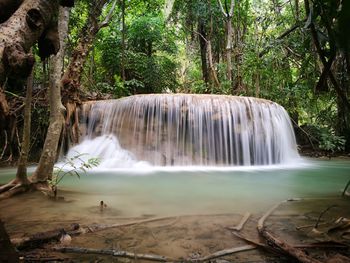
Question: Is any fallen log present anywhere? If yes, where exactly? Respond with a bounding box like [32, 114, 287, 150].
[53, 246, 171, 262]
[11, 223, 80, 250]
[257, 200, 322, 263]
[12, 216, 177, 249]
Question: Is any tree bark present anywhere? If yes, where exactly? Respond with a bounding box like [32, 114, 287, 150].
[198, 20, 209, 86]
[62, 0, 109, 106]
[121, 0, 126, 82]
[217, 0, 235, 88]
[207, 0, 220, 88]
[61, 0, 112, 144]
[0, 0, 59, 84]
[15, 60, 34, 185]
[31, 6, 70, 183]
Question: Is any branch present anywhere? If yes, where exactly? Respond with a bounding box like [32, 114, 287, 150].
[259, 21, 304, 57]
[229, 0, 235, 17]
[98, 0, 117, 29]
[193, 245, 256, 261]
[258, 200, 322, 263]
[217, 0, 227, 17]
[54, 247, 171, 262]
[304, 0, 350, 110]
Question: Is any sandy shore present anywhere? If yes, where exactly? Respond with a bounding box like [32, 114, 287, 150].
[1, 192, 350, 262]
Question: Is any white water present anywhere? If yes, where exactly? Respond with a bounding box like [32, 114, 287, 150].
[66, 94, 300, 168]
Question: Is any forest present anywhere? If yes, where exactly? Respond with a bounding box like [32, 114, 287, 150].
[0, 0, 349, 166]
[0, 0, 350, 262]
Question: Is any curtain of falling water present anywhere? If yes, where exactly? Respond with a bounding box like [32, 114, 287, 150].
[79, 94, 299, 166]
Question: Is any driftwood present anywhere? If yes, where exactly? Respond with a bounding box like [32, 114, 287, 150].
[257, 200, 323, 263]
[232, 231, 348, 250]
[54, 246, 171, 262]
[227, 212, 250, 231]
[192, 245, 256, 262]
[12, 216, 178, 249]
[11, 223, 80, 249]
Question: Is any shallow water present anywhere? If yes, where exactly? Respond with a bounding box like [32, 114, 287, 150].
[0, 159, 349, 219]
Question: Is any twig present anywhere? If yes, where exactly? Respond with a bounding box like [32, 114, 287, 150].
[296, 222, 328, 230]
[53, 247, 170, 262]
[314, 205, 338, 229]
[342, 179, 350, 197]
[227, 212, 250, 231]
[98, 0, 118, 29]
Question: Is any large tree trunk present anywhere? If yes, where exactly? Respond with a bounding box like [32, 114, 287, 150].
[31, 6, 70, 183]
[207, 0, 220, 88]
[62, 0, 108, 105]
[0, 0, 59, 84]
[226, 16, 233, 85]
[15, 61, 34, 185]
[121, 0, 126, 82]
[61, 0, 110, 144]
[198, 20, 209, 86]
[217, 0, 235, 89]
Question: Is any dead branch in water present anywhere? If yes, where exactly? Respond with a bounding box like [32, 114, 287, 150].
[12, 216, 178, 249]
[227, 212, 250, 231]
[342, 179, 350, 197]
[257, 200, 323, 263]
[53, 246, 171, 262]
[314, 205, 338, 229]
[191, 245, 256, 261]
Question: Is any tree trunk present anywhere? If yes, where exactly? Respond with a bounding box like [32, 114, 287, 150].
[0, 0, 59, 84]
[62, 0, 108, 105]
[15, 60, 34, 185]
[226, 16, 233, 87]
[207, 0, 220, 88]
[217, 0, 235, 88]
[198, 20, 209, 86]
[31, 6, 70, 183]
[61, 0, 108, 144]
[121, 0, 126, 82]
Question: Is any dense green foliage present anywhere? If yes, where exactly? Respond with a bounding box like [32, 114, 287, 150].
[1, 0, 349, 159]
[70, 0, 349, 153]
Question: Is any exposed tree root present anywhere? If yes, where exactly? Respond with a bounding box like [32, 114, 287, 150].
[0, 179, 16, 194]
[0, 181, 52, 200]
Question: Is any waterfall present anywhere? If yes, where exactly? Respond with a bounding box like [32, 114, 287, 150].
[66, 94, 300, 167]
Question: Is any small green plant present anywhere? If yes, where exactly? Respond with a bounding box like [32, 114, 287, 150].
[49, 153, 100, 199]
[319, 131, 346, 154]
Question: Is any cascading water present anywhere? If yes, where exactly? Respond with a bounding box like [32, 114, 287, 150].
[65, 94, 300, 167]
